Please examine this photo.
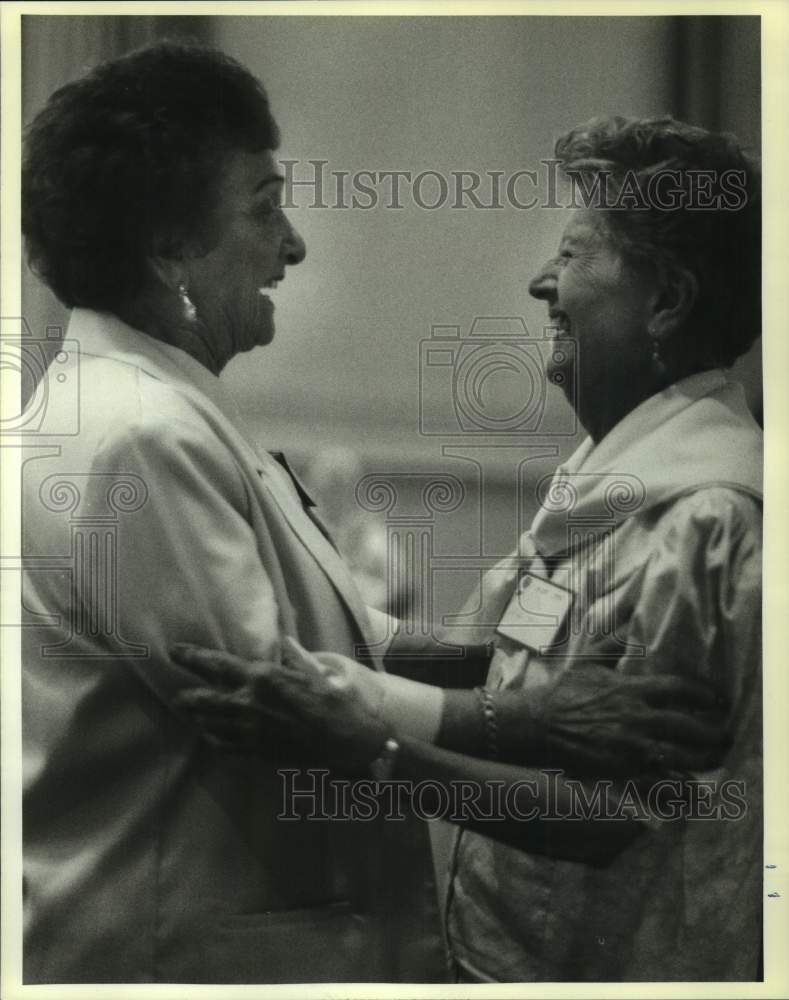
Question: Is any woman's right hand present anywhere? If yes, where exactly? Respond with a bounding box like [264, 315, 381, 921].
[171, 637, 392, 769]
[492, 663, 731, 777]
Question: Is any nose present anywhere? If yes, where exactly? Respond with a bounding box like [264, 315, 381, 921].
[283, 217, 306, 266]
[528, 259, 557, 301]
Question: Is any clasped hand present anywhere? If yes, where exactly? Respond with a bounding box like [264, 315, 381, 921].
[172, 637, 390, 769]
[171, 639, 729, 775]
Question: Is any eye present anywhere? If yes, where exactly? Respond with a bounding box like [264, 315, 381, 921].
[251, 195, 283, 221]
[253, 202, 275, 218]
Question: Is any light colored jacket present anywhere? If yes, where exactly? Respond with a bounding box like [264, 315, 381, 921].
[445, 370, 763, 981]
[22, 309, 443, 984]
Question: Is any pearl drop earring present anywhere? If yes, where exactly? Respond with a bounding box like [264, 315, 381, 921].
[177, 282, 197, 323]
[649, 328, 667, 376]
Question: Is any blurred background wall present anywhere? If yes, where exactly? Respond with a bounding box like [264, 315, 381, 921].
[20, 13, 762, 622]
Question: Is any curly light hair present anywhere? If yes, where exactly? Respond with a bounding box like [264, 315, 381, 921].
[555, 115, 760, 368]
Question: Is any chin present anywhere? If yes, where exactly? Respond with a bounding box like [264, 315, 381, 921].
[246, 318, 275, 350]
[228, 326, 274, 363]
[257, 323, 275, 347]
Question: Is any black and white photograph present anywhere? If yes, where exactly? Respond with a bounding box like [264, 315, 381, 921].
[1, 1, 787, 995]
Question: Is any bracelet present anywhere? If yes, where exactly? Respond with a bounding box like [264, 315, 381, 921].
[474, 686, 499, 761]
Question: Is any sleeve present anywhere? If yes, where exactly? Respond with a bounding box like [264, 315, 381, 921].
[617, 489, 762, 729]
[613, 495, 762, 945]
[86, 415, 280, 702]
[438, 552, 523, 648]
[365, 605, 401, 650]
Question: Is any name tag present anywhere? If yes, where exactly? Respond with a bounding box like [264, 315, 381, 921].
[495, 571, 574, 653]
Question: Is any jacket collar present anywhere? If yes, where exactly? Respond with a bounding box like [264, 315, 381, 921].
[69, 308, 293, 477]
[529, 369, 763, 557]
[68, 309, 379, 652]
[68, 308, 245, 432]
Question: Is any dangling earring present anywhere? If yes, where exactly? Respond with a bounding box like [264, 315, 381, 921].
[177, 282, 197, 323]
[649, 328, 667, 377]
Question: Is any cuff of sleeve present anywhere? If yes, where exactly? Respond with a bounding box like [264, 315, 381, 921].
[378, 672, 444, 743]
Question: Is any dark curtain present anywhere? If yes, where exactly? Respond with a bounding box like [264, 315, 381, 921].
[669, 15, 762, 420]
[670, 15, 760, 149]
[672, 30, 762, 968]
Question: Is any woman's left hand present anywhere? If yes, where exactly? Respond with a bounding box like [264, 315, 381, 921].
[170, 637, 390, 769]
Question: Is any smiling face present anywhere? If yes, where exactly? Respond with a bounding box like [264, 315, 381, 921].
[529, 207, 659, 440]
[184, 148, 306, 370]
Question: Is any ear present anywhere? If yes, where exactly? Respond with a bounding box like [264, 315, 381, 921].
[647, 266, 699, 343]
[147, 255, 187, 293]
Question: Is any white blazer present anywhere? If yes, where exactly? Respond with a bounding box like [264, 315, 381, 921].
[22, 309, 443, 983]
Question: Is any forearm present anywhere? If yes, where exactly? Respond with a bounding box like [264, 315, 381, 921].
[391, 736, 642, 865]
[382, 675, 713, 781]
[377, 672, 444, 743]
[377, 676, 518, 764]
[383, 633, 491, 688]
[437, 687, 547, 764]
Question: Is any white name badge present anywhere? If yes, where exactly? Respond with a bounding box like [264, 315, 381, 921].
[495, 571, 574, 653]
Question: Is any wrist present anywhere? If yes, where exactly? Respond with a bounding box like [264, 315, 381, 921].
[474, 686, 499, 760]
[377, 672, 444, 743]
[435, 688, 487, 756]
[368, 736, 400, 782]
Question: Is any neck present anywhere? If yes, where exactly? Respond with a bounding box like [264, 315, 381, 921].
[116, 291, 225, 376]
[579, 360, 718, 442]
[576, 373, 674, 444]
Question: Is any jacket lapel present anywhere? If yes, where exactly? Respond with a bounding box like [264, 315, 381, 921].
[253, 454, 378, 648]
[68, 309, 377, 650]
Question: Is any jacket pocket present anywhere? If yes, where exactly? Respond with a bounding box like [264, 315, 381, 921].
[203, 900, 371, 983]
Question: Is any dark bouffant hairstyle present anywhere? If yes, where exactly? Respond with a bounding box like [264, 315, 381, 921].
[555, 116, 761, 368]
[23, 41, 279, 311]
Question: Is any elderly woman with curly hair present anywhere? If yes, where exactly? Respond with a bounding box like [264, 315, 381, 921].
[175, 115, 762, 983]
[22, 44, 722, 985]
[21, 41, 447, 985]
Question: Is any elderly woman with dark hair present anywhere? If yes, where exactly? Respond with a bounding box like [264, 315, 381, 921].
[22, 45, 719, 986]
[176, 115, 762, 983]
[22, 41, 447, 985]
